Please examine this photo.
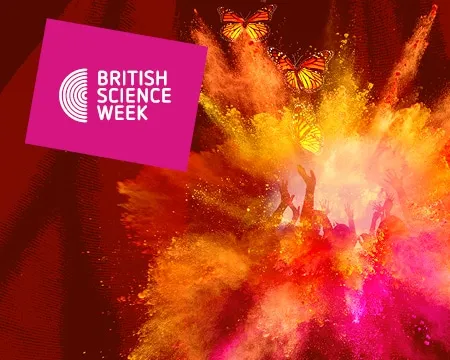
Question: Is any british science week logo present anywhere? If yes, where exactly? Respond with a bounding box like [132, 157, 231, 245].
[26, 19, 207, 171]
[59, 68, 172, 123]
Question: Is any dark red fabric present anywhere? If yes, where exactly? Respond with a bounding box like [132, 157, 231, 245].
[0, 1, 175, 359]
[0, 1, 449, 359]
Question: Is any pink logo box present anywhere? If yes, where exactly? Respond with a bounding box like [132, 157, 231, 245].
[26, 19, 207, 171]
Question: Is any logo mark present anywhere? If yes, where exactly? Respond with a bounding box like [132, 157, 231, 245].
[59, 68, 88, 123]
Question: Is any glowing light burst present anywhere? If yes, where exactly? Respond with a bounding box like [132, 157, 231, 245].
[122, 5, 450, 360]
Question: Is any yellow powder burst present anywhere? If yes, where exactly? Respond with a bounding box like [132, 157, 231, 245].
[123, 5, 450, 359]
[129, 234, 250, 360]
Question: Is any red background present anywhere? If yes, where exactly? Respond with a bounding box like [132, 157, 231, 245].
[0, 1, 449, 359]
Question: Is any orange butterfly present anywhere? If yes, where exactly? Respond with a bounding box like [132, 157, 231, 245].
[217, 5, 277, 42]
[268, 48, 334, 92]
[291, 104, 324, 155]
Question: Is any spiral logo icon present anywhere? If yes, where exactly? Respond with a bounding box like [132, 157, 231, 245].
[59, 68, 88, 123]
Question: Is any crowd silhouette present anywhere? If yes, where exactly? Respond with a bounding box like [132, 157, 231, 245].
[244, 163, 450, 358]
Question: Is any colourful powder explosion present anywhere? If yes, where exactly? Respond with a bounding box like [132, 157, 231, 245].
[121, 5, 450, 360]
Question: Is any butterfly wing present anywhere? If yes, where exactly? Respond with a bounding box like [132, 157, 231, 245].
[217, 7, 245, 41]
[217, 7, 245, 23]
[300, 50, 334, 70]
[296, 119, 324, 155]
[268, 47, 300, 90]
[221, 23, 245, 42]
[297, 50, 334, 92]
[297, 69, 324, 92]
[245, 5, 277, 42]
[246, 4, 277, 22]
[245, 22, 271, 42]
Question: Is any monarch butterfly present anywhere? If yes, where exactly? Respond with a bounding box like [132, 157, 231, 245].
[217, 5, 277, 42]
[291, 104, 324, 155]
[268, 47, 334, 93]
[296, 120, 323, 155]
